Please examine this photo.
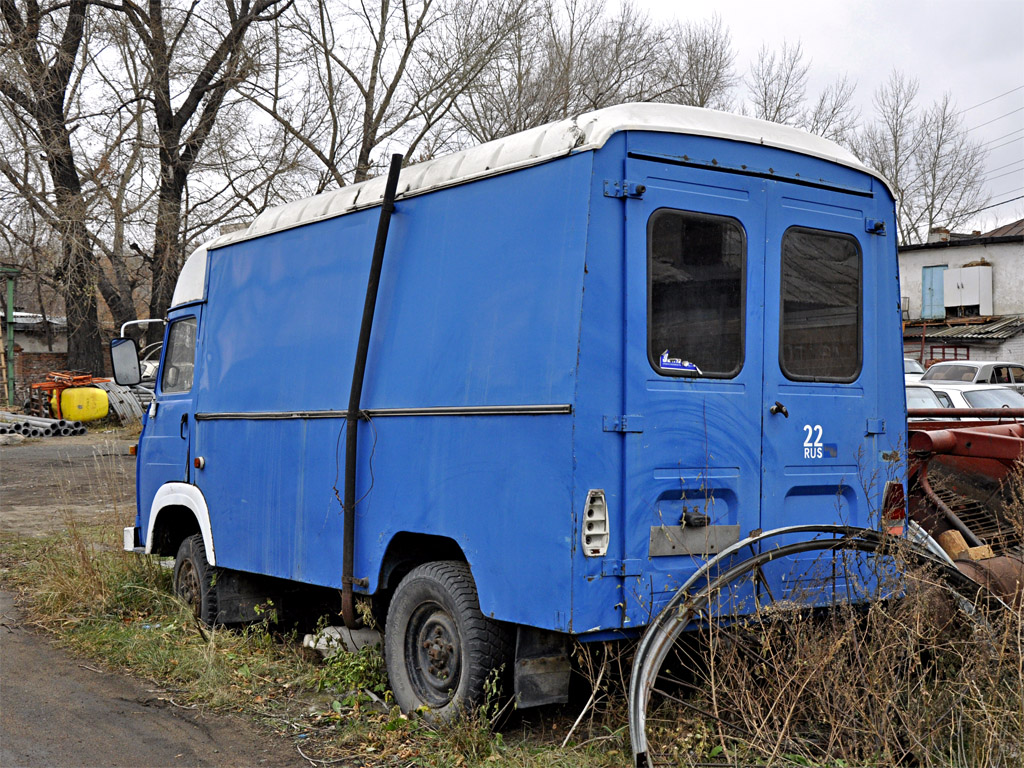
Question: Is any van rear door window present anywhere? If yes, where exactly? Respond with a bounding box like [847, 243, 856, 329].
[780, 227, 861, 382]
[648, 210, 745, 378]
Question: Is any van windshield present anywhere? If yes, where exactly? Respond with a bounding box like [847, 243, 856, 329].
[921, 364, 976, 382]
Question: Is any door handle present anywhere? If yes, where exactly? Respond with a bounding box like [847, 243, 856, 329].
[770, 401, 789, 418]
[180, 413, 188, 439]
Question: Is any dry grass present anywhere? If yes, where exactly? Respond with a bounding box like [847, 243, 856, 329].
[638, 531, 1024, 767]
[3, 448, 1022, 767]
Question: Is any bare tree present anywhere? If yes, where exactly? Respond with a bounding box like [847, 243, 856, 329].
[242, 0, 532, 189]
[805, 74, 858, 144]
[0, 0, 106, 372]
[454, 2, 737, 144]
[744, 40, 857, 145]
[913, 93, 987, 238]
[663, 13, 736, 111]
[98, 0, 291, 323]
[746, 41, 808, 126]
[854, 71, 987, 244]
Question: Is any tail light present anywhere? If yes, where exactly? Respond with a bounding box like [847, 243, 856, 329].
[582, 490, 609, 557]
[882, 480, 906, 536]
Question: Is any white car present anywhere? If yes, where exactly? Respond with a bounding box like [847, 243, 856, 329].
[904, 358, 925, 383]
[922, 382, 1024, 413]
[906, 384, 948, 420]
[919, 360, 1024, 395]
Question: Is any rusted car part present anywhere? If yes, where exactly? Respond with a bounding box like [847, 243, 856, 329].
[627, 525, 983, 768]
[24, 371, 111, 419]
[907, 411, 1024, 605]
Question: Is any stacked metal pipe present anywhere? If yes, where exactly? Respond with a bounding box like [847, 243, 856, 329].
[0, 411, 86, 437]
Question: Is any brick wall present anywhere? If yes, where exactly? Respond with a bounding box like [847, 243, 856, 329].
[903, 337, 1024, 366]
[12, 346, 69, 404]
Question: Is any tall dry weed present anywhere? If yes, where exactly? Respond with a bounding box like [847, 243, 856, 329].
[637, 535, 1024, 767]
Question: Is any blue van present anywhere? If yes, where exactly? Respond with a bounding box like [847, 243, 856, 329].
[112, 103, 905, 716]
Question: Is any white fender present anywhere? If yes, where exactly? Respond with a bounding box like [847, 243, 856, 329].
[147, 483, 217, 565]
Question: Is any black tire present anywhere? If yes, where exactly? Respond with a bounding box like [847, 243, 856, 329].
[385, 560, 511, 720]
[173, 533, 219, 626]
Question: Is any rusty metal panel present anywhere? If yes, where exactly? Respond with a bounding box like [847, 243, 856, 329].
[649, 525, 740, 557]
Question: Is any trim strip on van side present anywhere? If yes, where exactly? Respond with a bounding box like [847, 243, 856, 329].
[194, 404, 573, 421]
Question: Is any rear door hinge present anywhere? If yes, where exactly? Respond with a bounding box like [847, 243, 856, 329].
[866, 418, 885, 435]
[865, 218, 886, 235]
[603, 415, 644, 433]
[602, 558, 643, 578]
[604, 179, 646, 199]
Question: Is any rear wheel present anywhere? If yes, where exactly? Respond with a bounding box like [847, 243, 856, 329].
[385, 561, 511, 720]
[173, 533, 219, 626]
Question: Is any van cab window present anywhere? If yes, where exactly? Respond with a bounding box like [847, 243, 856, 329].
[161, 317, 197, 393]
[648, 209, 745, 378]
[780, 227, 861, 382]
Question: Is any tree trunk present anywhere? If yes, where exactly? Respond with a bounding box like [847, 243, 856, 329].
[43, 110, 105, 374]
[149, 182, 185, 323]
[61, 223, 105, 373]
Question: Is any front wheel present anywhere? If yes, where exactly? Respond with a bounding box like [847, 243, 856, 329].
[385, 561, 511, 720]
[173, 533, 219, 626]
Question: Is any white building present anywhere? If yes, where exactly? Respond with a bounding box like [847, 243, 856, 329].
[899, 219, 1024, 364]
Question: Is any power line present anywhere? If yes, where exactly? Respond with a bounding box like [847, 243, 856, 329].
[985, 136, 1024, 153]
[961, 194, 1024, 217]
[968, 106, 1024, 132]
[984, 167, 1024, 183]
[985, 158, 1024, 175]
[956, 84, 1024, 115]
[981, 127, 1024, 147]
[992, 184, 1024, 197]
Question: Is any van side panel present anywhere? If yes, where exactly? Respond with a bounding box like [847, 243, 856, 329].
[193, 154, 593, 631]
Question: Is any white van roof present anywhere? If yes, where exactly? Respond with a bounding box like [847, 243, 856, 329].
[173, 103, 890, 307]
[247, 103, 890, 240]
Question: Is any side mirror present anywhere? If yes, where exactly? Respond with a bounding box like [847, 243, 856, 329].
[110, 337, 142, 386]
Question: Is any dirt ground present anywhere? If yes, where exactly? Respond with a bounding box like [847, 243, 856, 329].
[1, 431, 137, 537]
[0, 431, 309, 768]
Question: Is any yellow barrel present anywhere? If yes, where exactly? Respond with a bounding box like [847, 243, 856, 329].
[60, 387, 109, 422]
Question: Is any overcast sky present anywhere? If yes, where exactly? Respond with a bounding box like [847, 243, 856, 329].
[633, 0, 1024, 233]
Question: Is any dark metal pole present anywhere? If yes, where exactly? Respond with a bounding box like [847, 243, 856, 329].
[342, 154, 403, 627]
[1, 268, 20, 407]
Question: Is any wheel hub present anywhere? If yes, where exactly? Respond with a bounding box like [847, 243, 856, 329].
[406, 603, 462, 706]
[177, 560, 201, 618]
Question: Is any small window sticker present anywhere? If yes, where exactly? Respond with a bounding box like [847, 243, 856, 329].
[659, 350, 701, 375]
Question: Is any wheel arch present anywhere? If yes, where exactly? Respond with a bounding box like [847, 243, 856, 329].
[377, 532, 467, 593]
[146, 483, 216, 565]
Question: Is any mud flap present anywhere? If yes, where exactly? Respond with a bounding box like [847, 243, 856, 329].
[514, 626, 571, 708]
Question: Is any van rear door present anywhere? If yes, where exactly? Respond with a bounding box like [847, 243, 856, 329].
[759, 182, 881, 535]
[622, 159, 767, 627]
[622, 156, 892, 626]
